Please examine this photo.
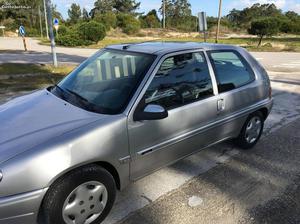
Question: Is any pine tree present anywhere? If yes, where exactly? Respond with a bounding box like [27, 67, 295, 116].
[82, 8, 89, 21]
[114, 0, 140, 14]
[90, 0, 114, 18]
[68, 3, 81, 24]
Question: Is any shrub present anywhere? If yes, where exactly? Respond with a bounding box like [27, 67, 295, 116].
[57, 25, 69, 36]
[54, 25, 69, 38]
[117, 13, 140, 35]
[94, 12, 117, 31]
[26, 28, 40, 37]
[248, 17, 280, 47]
[77, 21, 106, 42]
[55, 31, 92, 47]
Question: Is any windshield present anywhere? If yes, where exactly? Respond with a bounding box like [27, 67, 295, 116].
[50, 49, 156, 114]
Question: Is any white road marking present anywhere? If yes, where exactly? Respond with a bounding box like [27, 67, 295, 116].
[103, 77, 300, 224]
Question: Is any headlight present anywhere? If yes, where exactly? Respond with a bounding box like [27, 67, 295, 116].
[0, 170, 2, 182]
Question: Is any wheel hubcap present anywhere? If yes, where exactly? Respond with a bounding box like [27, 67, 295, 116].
[245, 116, 262, 144]
[62, 181, 108, 224]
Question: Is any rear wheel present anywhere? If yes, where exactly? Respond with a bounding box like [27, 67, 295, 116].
[39, 165, 116, 224]
[234, 111, 264, 150]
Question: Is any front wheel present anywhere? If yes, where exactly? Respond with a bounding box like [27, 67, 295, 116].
[234, 111, 264, 150]
[39, 165, 116, 224]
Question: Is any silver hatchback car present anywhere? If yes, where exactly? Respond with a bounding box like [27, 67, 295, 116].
[0, 42, 272, 224]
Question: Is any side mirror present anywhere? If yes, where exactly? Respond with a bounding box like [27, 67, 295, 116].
[134, 104, 168, 121]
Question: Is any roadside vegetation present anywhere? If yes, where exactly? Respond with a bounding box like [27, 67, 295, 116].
[0, 64, 74, 95]
[2, 1, 300, 50]
[84, 32, 300, 52]
[0, 63, 75, 75]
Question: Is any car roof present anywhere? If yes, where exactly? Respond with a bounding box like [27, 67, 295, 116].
[105, 41, 242, 55]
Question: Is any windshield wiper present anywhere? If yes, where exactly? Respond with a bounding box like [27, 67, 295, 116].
[53, 84, 65, 93]
[64, 88, 89, 103]
[51, 84, 67, 101]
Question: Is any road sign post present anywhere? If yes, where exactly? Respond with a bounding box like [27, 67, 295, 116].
[216, 0, 223, 43]
[46, 0, 58, 67]
[19, 26, 27, 51]
[198, 12, 208, 42]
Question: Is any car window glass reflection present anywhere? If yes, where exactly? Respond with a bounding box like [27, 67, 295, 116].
[145, 52, 214, 110]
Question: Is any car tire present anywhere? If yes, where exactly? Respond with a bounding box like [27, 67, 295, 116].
[39, 165, 116, 224]
[234, 111, 264, 150]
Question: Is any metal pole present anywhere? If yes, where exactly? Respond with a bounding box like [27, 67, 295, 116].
[215, 0, 222, 43]
[22, 36, 27, 51]
[46, 0, 58, 67]
[38, 5, 43, 38]
[163, 0, 166, 29]
[43, 0, 49, 39]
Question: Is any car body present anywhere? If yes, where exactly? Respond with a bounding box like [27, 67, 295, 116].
[0, 42, 273, 224]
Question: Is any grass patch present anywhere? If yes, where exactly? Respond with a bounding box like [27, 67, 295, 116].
[90, 36, 300, 52]
[0, 63, 76, 75]
[0, 74, 64, 93]
[0, 63, 74, 94]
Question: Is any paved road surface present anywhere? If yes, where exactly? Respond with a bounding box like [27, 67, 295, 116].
[1, 37, 300, 72]
[0, 37, 94, 64]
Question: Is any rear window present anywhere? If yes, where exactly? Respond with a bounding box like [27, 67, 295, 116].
[208, 51, 255, 93]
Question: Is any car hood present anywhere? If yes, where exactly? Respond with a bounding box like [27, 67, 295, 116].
[0, 89, 104, 164]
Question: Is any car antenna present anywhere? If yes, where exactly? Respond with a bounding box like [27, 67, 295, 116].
[123, 45, 130, 50]
[122, 40, 163, 50]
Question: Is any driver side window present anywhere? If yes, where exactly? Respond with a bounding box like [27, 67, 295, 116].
[144, 52, 214, 110]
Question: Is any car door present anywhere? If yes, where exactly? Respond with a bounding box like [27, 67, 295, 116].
[127, 50, 220, 180]
[207, 50, 258, 139]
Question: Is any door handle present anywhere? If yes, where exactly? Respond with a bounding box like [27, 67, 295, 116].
[217, 99, 225, 111]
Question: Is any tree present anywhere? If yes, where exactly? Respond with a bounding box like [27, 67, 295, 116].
[117, 13, 140, 34]
[285, 11, 299, 21]
[139, 10, 160, 28]
[159, 0, 193, 29]
[90, 0, 114, 18]
[77, 21, 106, 42]
[68, 3, 81, 24]
[114, 0, 140, 14]
[82, 8, 89, 21]
[173, 0, 192, 18]
[227, 9, 242, 27]
[227, 3, 281, 29]
[248, 18, 280, 47]
[94, 12, 117, 30]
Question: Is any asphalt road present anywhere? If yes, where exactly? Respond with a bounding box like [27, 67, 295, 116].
[1, 37, 300, 224]
[1, 37, 300, 73]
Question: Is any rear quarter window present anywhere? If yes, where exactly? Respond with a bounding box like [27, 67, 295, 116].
[208, 50, 255, 93]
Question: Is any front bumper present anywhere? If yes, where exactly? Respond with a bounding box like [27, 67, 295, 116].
[0, 188, 48, 224]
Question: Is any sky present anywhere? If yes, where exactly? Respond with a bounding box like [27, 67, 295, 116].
[53, 0, 300, 20]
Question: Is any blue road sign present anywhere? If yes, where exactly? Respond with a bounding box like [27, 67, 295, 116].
[19, 26, 25, 36]
[53, 18, 59, 26]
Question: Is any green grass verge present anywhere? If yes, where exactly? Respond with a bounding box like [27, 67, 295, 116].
[0, 63, 76, 75]
[38, 35, 300, 52]
[92, 37, 300, 52]
[0, 74, 64, 92]
[0, 63, 74, 93]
